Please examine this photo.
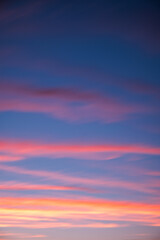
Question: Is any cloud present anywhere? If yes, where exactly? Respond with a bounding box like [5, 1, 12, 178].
[0, 98, 143, 123]
[1, 50, 159, 108]
[0, 82, 101, 102]
[0, 232, 46, 239]
[106, 164, 160, 178]
[0, 181, 91, 193]
[0, 154, 24, 162]
[0, 81, 154, 123]
[0, 164, 159, 195]
[0, 195, 159, 229]
[0, 138, 159, 194]
[0, 139, 159, 160]
[121, 81, 160, 100]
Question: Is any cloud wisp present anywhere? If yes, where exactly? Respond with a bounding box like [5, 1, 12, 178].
[0, 181, 92, 193]
[0, 139, 159, 161]
[0, 81, 155, 123]
[0, 164, 159, 195]
[0, 195, 160, 229]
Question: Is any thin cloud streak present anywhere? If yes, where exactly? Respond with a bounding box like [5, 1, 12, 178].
[0, 164, 159, 195]
[0, 181, 91, 193]
[0, 139, 160, 159]
[0, 222, 125, 229]
[106, 164, 160, 178]
[0, 232, 46, 239]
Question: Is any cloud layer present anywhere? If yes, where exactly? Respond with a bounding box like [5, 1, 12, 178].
[0, 82, 156, 123]
[0, 195, 160, 229]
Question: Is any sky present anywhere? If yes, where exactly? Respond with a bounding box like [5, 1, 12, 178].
[0, 0, 160, 239]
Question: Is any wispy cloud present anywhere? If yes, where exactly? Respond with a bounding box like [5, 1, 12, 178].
[105, 164, 160, 178]
[0, 139, 159, 161]
[0, 154, 24, 162]
[0, 231, 46, 239]
[0, 164, 159, 195]
[123, 81, 160, 99]
[0, 181, 91, 193]
[0, 195, 160, 229]
[0, 81, 154, 123]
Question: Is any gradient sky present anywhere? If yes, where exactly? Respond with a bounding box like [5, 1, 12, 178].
[0, 0, 160, 240]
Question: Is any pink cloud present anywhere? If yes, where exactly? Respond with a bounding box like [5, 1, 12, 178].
[0, 232, 46, 239]
[0, 164, 159, 195]
[0, 81, 156, 123]
[0, 139, 159, 158]
[0, 181, 91, 193]
[106, 164, 160, 178]
[0, 154, 24, 162]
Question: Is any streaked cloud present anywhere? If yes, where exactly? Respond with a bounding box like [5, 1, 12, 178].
[0, 181, 91, 193]
[0, 195, 159, 229]
[0, 154, 24, 162]
[0, 139, 159, 160]
[0, 164, 159, 195]
[0, 232, 46, 239]
[0, 81, 156, 123]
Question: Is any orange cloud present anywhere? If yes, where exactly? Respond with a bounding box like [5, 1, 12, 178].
[0, 196, 159, 228]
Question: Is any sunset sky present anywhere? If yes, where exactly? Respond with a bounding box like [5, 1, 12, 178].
[0, 0, 160, 239]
